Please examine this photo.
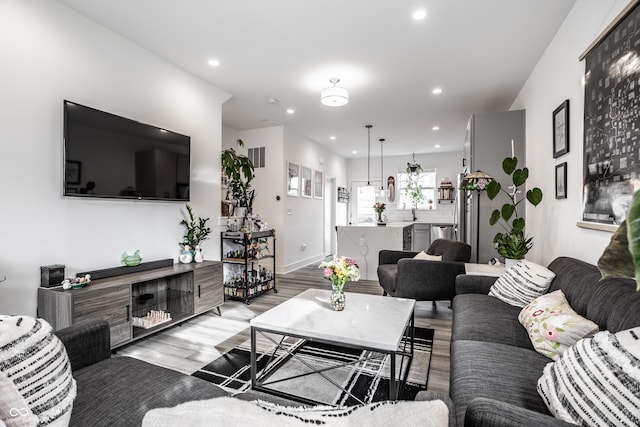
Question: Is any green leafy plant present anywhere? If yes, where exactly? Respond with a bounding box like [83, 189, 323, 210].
[221, 139, 255, 208]
[405, 157, 425, 208]
[486, 156, 543, 260]
[180, 204, 211, 249]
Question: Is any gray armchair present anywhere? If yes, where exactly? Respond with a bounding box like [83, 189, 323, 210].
[377, 239, 471, 303]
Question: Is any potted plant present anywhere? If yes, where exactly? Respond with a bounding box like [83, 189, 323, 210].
[486, 156, 543, 266]
[405, 157, 424, 221]
[406, 152, 422, 174]
[373, 202, 386, 223]
[179, 204, 211, 262]
[221, 139, 255, 216]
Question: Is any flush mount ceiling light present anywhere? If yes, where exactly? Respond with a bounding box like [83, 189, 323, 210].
[412, 10, 427, 20]
[321, 78, 349, 107]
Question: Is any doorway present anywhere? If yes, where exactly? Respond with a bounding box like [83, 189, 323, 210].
[324, 177, 337, 257]
[350, 180, 381, 225]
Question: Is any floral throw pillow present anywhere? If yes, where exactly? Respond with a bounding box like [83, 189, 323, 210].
[518, 290, 599, 360]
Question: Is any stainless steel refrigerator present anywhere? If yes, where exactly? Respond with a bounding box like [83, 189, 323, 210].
[454, 110, 525, 263]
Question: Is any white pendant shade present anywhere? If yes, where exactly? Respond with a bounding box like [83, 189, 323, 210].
[376, 188, 389, 198]
[321, 78, 349, 107]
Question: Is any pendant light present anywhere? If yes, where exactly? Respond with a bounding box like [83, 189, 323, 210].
[321, 78, 349, 107]
[365, 125, 374, 189]
[376, 138, 389, 198]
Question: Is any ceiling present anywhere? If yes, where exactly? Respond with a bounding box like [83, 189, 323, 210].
[57, 0, 576, 158]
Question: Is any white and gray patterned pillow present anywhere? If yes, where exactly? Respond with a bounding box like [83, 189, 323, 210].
[537, 327, 640, 426]
[142, 396, 449, 426]
[0, 315, 76, 426]
[488, 260, 555, 307]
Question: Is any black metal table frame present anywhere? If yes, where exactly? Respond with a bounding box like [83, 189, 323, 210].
[250, 310, 415, 406]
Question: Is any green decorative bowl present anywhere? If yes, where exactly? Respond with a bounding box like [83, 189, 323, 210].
[121, 250, 142, 267]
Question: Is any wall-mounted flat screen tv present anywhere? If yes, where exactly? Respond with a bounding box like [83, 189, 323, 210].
[63, 100, 190, 201]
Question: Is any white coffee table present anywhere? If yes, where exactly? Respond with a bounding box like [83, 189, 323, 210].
[249, 288, 416, 405]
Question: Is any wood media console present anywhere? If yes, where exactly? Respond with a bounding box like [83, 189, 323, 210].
[38, 261, 223, 349]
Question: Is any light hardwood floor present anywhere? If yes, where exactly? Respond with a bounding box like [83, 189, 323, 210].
[117, 264, 452, 394]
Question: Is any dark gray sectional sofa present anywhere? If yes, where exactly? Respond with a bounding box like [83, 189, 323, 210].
[54, 319, 228, 426]
[54, 319, 296, 426]
[449, 256, 640, 426]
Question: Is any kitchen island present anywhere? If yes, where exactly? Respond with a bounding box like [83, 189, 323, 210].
[336, 221, 454, 280]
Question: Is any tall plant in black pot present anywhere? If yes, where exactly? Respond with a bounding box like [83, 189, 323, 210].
[486, 156, 543, 263]
[221, 139, 255, 214]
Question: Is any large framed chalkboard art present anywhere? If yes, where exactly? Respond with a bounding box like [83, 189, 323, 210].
[579, 0, 640, 230]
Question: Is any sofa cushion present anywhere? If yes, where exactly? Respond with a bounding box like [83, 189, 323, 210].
[452, 294, 533, 348]
[537, 327, 640, 426]
[546, 257, 603, 315]
[450, 340, 551, 426]
[585, 277, 640, 332]
[70, 356, 227, 427]
[0, 315, 76, 427]
[142, 396, 450, 427]
[518, 290, 599, 360]
[489, 260, 555, 307]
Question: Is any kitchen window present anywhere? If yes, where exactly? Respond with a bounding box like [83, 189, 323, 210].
[397, 171, 437, 209]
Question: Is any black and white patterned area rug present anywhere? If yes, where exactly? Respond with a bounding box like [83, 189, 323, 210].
[192, 327, 434, 406]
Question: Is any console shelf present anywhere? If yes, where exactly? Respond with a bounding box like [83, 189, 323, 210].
[37, 261, 223, 349]
[221, 230, 276, 304]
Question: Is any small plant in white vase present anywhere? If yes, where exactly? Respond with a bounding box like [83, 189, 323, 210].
[179, 204, 211, 263]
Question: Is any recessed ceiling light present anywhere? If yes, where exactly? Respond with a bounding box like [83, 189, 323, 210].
[435, 144, 441, 148]
[412, 10, 427, 20]
[286, 108, 295, 114]
[432, 88, 442, 95]
[432, 126, 440, 131]
[207, 58, 220, 67]
[330, 136, 336, 140]
[352, 150, 358, 154]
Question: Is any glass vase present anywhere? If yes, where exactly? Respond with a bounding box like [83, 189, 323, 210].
[376, 211, 383, 223]
[330, 284, 346, 311]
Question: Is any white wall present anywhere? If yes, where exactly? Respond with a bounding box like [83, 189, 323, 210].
[282, 128, 347, 272]
[0, 0, 229, 316]
[512, 0, 629, 266]
[222, 125, 348, 273]
[346, 150, 462, 223]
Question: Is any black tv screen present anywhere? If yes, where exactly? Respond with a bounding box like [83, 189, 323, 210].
[63, 100, 190, 201]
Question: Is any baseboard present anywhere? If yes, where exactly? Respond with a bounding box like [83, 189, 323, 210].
[278, 253, 325, 274]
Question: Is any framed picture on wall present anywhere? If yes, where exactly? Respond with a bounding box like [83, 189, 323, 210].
[580, 2, 639, 229]
[287, 162, 300, 197]
[553, 100, 569, 158]
[556, 162, 567, 199]
[314, 170, 323, 199]
[302, 166, 312, 198]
